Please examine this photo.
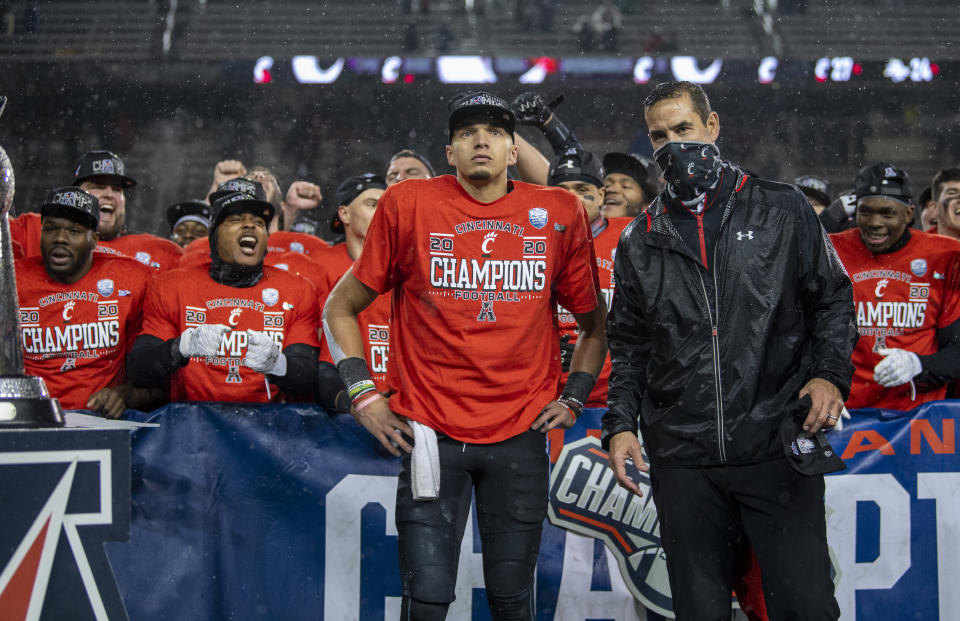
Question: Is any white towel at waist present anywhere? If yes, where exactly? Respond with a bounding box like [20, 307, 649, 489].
[410, 420, 440, 501]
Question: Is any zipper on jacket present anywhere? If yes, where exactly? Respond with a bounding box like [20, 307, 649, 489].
[710, 241, 727, 462]
[696, 212, 708, 267]
[694, 266, 726, 462]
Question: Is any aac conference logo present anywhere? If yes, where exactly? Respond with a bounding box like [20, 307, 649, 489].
[0, 445, 129, 621]
[547, 436, 674, 617]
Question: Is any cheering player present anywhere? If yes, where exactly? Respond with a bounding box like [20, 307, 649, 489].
[126, 190, 327, 403]
[317, 173, 392, 390]
[323, 92, 606, 620]
[831, 163, 960, 409]
[16, 187, 153, 418]
[547, 147, 631, 406]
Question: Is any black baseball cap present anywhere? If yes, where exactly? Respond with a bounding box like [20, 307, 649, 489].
[209, 177, 267, 204]
[779, 396, 847, 476]
[602, 152, 651, 184]
[41, 186, 100, 230]
[331, 173, 387, 233]
[72, 150, 137, 188]
[603, 152, 662, 198]
[448, 92, 516, 141]
[166, 199, 211, 231]
[210, 191, 275, 231]
[795, 175, 832, 207]
[855, 163, 913, 205]
[548, 148, 603, 188]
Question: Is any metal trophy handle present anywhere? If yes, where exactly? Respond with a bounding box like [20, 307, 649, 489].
[0, 95, 65, 427]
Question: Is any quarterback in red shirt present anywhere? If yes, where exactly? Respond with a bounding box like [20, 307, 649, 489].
[324, 92, 606, 620]
[316, 173, 392, 391]
[548, 147, 631, 406]
[16, 187, 154, 418]
[831, 163, 960, 410]
[126, 191, 341, 406]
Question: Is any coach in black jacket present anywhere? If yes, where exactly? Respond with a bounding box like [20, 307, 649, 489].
[602, 82, 857, 621]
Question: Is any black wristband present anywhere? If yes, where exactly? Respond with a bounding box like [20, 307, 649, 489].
[541, 117, 580, 155]
[169, 337, 189, 368]
[561, 371, 595, 407]
[337, 356, 373, 387]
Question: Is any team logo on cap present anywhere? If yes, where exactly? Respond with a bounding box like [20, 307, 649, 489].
[54, 189, 87, 208]
[97, 279, 115, 297]
[528, 207, 548, 229]
[262, 288, 279, 307]
[92, 159, 120, 175]
[911, 258, 927, 277]
[290, 242, 304, 254]
[792, 436, 816, 455]
[548, 437, 674, 616]
[274, 263, 289, 271]
[884, 166, 898, 178]
[134, 251, 152, 266]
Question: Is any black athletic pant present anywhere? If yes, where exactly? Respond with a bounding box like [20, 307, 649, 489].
[650, 458, 840, 621]
[396, 428, 548, 621]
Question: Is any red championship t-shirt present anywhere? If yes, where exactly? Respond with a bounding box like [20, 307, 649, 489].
[351, 175, 600, 443]
[267, 230, 330, 256]
[10, 212, 42, 258]
[316, 243, 393, 391]
[831, 228, 960, 410]
[557, 216, 631, 407]
[101, 233, 183, 272]
[15, 254, 152, 409]
[140, 264, 321, 402]
[265, 250, 323, 287]
[180, 232, 329, 268]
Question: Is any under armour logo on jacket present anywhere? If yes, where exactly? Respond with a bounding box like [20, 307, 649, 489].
[737, 231, 754, 241]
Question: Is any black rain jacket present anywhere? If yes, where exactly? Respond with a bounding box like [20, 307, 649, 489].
[601, 172, 858, 466]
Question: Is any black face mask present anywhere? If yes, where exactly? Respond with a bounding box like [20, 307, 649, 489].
[208, 226, 264, 288]
[654, 140, 722, 204]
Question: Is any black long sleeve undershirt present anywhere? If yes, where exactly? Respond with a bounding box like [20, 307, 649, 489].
[126, 336, 328, 403]
[918, 318, 960, 384]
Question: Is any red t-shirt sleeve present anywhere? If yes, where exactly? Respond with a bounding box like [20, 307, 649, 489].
[140, 273, 182, 341]
[938, 250, 960, 329]
[124, 262, 153, 351]
[352, 189, 400, 294]
[283, 276, 322, 349]
[552, 200, 600, 315]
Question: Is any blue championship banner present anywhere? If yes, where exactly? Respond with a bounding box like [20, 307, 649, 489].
[0, 428, 131, 621]
[87, 401, 958, 620]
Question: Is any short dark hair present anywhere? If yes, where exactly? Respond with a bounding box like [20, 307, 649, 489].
[386, 149, 436, 177]
[931, 167, 960, 201]
[642, 81, 712, 124]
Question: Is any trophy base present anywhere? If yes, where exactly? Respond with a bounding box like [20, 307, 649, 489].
[0, 376, 65, 428]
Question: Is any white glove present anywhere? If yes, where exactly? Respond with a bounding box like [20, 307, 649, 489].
[834, 406, 852, 431]
[243, 330, 286, 376]
[873, 348, 922, 388]
[179, 324, 230, 358]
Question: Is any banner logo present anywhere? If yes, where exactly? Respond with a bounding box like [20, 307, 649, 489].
[547, 436, 673, 616]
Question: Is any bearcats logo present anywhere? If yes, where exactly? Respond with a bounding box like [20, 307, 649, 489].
[62, 301, 76, 322]
[548, 437, 675, 616]
[228, 308, 243, 326]
[481, 232, 497, 256]
[875, 278, 889, 299]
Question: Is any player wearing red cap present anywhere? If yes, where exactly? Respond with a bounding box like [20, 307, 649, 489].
[16, 187, 154, 418]
[324, 91, 606, 620]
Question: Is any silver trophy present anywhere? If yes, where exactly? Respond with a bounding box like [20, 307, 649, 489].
[0, 95, 65, 427]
